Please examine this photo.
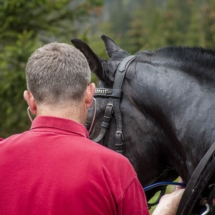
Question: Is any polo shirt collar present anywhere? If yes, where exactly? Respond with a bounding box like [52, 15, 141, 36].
[30, 116, 89, 138]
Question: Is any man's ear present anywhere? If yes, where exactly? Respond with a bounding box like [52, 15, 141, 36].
[23, 90, 37, 115]
[85, 83, 95, 109]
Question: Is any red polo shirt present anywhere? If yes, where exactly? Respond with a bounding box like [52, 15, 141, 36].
[0, 116, 149, 215]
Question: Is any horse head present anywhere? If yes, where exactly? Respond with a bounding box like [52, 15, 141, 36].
[72, 36, 182, 201]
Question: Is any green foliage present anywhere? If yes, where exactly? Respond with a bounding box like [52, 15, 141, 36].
[0, 31, 39, 136]
[97, 0, 215, 52]
[0, 0, 103, 137]
[202, 0, 215, 48]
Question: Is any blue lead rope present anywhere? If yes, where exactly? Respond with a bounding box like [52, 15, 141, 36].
[144, 182, 186, 192]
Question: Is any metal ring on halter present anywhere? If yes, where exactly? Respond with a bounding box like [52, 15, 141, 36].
[115, 131, 122, 134]
[200, 203, 210, 215]
[115, 131, 124, 140]
[88, 98, 96, 135]
[27, 107, 33, 122]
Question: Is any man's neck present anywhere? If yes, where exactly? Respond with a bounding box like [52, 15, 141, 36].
[36, 103, 87, 125]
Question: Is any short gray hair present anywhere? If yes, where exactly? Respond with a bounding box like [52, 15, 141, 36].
[26, 42, 91, 105]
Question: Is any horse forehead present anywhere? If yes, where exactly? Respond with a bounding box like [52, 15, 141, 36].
[101, 60, 120, 84]
[106, 60, 120, 71]
[106, 58, 138, 80]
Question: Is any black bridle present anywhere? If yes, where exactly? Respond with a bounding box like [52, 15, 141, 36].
[85, 55, 136, 154]
[85, 55, 186, 208]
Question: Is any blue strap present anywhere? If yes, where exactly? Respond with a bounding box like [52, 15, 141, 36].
[144, 181, 186, 192]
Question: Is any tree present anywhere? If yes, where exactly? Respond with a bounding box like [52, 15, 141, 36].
[202, 0, 215, 48]
[186, 4, 204, 47]
[0, 0, 103, 137]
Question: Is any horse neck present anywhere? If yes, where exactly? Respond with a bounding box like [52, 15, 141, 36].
[129, 62, 215, 181]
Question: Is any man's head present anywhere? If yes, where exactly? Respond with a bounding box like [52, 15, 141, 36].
[24, 43, 95, 122]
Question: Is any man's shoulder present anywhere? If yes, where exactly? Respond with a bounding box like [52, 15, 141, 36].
[85, 139, 136, 174]
[1, 132, 26, 140]
[0, 132, 30, 147]
[85, 138, 129, 161]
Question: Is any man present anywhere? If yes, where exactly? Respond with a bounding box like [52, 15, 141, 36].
[0, 43, 184, 215]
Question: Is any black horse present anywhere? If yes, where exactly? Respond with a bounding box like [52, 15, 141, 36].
[71, 36, 215, 212]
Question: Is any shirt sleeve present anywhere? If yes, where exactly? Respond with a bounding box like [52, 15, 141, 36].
[117, 177, 150, 215]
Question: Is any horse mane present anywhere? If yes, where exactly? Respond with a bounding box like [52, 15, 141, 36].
[136, 46, 215, 85]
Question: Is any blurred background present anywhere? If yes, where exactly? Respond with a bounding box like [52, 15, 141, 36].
[1, 0, 213, 213]
[1, 0, 215, 138]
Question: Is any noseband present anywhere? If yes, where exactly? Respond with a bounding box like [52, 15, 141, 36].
[86, 55, 136, 154]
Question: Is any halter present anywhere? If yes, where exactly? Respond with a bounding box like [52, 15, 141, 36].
[85, 55, 186, 208]
[86, 55, 136, 153]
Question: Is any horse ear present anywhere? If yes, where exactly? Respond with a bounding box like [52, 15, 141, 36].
[71, 38, 105, 81]
[101, 35, 129, 58]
